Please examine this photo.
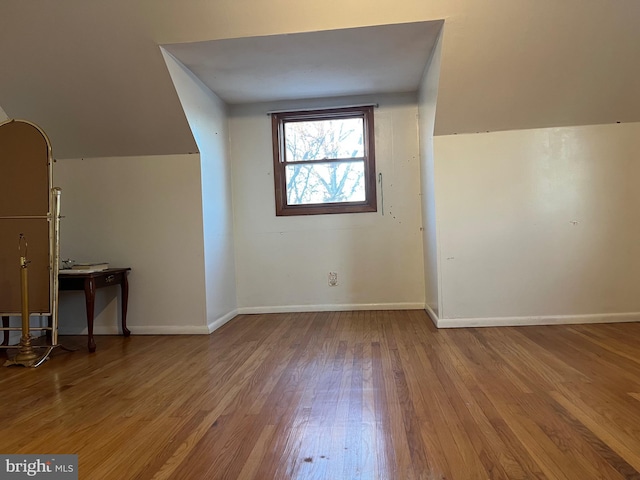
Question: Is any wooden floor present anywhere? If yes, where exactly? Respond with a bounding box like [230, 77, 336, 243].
[1, 311, 640, 479]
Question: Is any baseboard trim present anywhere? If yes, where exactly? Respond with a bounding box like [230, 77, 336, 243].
[237, 302, 425, 315]
[59, 308, 638, 334]
[59, 309, 240, 336]
[434, 311, 640, 328]
[207, 309, 239, 333]
[424, 304, 439, 327]
[60, 325, 212, 335]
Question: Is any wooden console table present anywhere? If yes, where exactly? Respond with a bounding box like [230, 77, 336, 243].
[58, 268, 131, 352]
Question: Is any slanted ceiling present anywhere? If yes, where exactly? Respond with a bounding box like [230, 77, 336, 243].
[0, 0, 639, 159]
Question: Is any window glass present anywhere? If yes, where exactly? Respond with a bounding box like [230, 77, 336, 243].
[284, 118, 364, 162]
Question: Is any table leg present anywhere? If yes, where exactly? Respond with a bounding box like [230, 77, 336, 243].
[1, 316, 9, 346]
[121, 272, 130, 337]
[84, 277, 96, 352]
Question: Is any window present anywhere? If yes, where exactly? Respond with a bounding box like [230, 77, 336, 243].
[271, 105, 377, 216]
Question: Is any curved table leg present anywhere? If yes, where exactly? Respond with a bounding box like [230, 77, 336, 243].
[121, 272, 130, 337]
[84, 277, 96, 352]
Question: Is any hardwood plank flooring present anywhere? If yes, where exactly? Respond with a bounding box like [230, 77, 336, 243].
[1, 311, 640, 479]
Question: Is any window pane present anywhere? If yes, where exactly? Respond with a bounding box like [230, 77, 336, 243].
[284, 118, 364, 162]
[285, 161, 366, 205]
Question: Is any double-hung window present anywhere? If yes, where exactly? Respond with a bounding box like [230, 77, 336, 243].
[271, 105, 377, 216]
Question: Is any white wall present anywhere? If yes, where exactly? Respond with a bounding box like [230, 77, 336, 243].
[230, 94, 425, 312]
[161, 49, 238, 331]
[433, 122, 640, 326]
[418, 26, 443, 317]
[55, 154, 210, 334]
[0, 105, 7, 121]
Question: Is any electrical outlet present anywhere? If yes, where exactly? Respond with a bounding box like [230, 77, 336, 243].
[328, 272, 338, 287]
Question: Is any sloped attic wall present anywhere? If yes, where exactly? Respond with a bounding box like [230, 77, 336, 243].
[418, 27, 443, 319]
[418, 25, 639, 328]
[161, 49, 238, 331]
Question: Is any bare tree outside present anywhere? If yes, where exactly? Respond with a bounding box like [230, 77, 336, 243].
[284, 118, 366, 205]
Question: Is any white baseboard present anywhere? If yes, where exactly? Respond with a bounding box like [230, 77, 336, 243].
[237, 302, 426, 315]
[59, 325, 211, 335]
[433, 311, 640, 328]
[207, 309, 238, 333]
[57, 306, 638, 335]
[58, 309, 240, 336]
[127, 325, 212, 335]
[425, 304, 439, 327]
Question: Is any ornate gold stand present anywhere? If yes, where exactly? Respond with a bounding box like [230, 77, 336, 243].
[1, 121, 64, 366]
[4, 235, 52, 367]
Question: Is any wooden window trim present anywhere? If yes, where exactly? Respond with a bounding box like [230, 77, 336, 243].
[271, 106, 377, 216]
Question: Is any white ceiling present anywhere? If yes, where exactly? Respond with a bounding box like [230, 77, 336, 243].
[163, 22, 442, 104]
[1, 0, 639, 158]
